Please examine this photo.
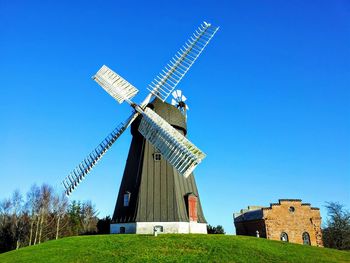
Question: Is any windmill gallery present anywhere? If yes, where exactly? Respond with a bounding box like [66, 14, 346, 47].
[62, 22, 219, 234]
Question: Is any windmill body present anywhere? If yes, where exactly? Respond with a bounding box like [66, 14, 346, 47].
[111, 98, 207, 234]
[60, 22, 219, 235]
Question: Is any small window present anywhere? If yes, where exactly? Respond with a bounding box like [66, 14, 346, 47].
[289, 206, 295, 213]
[120, 227, 125, 234]
[280, 232, 289, 242]
[124, 192, 130, 207]
[153, 153, 162, 161]
[302, 232, 311, 245]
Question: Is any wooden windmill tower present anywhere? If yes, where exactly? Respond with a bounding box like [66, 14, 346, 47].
[61, 22, 219, 234]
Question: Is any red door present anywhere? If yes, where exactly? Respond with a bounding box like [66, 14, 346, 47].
[188, 195, 198, 222]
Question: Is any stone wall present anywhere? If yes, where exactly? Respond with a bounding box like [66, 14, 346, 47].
[263, 200, 323, 247]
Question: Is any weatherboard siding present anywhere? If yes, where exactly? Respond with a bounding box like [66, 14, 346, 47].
[112, 98, 207, 227]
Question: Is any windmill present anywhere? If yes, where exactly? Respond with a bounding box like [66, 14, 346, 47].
[61, 22, 219, 234]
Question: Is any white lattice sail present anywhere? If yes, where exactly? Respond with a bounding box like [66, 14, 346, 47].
[62, 113, 138, 196]
[138, 108, 206, 178]
[148, 21, 219, 102]
[93, 65, 139, 103]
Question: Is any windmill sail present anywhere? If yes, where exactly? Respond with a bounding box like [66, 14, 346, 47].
[147, 21, 219, 102]
[138, 107, 206, 178]
[93, 65, 139, 104]
[62, 21, 219, 198]
[62, 112, 138, 196]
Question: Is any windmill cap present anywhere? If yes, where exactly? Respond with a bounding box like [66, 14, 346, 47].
[131, 98, 187, 136]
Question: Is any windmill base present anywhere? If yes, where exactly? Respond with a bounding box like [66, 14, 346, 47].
[110, 222, 207, 234]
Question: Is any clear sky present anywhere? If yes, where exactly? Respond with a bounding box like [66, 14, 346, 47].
[0, 0, 349, 234]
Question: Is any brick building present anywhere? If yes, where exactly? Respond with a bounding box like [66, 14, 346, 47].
[234, 199, 323, 246]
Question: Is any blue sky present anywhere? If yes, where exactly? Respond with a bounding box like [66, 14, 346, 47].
[0, 0, 349, 234]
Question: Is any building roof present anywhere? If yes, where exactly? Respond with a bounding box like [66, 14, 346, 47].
[234, 209, 263, 222]
[263, 199, 319, 210]
[131, 98, 187, 136]
[234, 199, 320, 222]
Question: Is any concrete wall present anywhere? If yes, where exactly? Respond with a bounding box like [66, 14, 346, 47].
[110, 222, 207, 234]
[110, 223, 136, 234]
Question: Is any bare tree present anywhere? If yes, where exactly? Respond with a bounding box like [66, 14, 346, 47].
[0, 198, 12, 228]
[0, 184, 99, 253]
[52, 192, 68, 239]
[37, 184, 53, 244]
[11, 190, 23, 249]
[0, 198, 13, 253]
[25, 184, 40, 246]
[81, 201, 98, 234]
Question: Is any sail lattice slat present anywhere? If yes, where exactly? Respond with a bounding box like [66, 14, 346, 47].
[147, 22, 219, 102]
[62, 113, 137, 196]
[138, 108, 206, 178]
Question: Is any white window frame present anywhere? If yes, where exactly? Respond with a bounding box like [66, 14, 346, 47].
[153, 152, 162, 161]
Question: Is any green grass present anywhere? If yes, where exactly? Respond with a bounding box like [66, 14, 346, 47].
[0, 234, 349, 263]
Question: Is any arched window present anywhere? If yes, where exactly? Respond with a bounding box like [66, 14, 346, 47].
[280, 232, 288, 242]
[289, 206, 295, 213]
[302, 232, 311, 245]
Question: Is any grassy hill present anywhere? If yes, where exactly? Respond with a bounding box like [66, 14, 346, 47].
[0, 234, 349, 263]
